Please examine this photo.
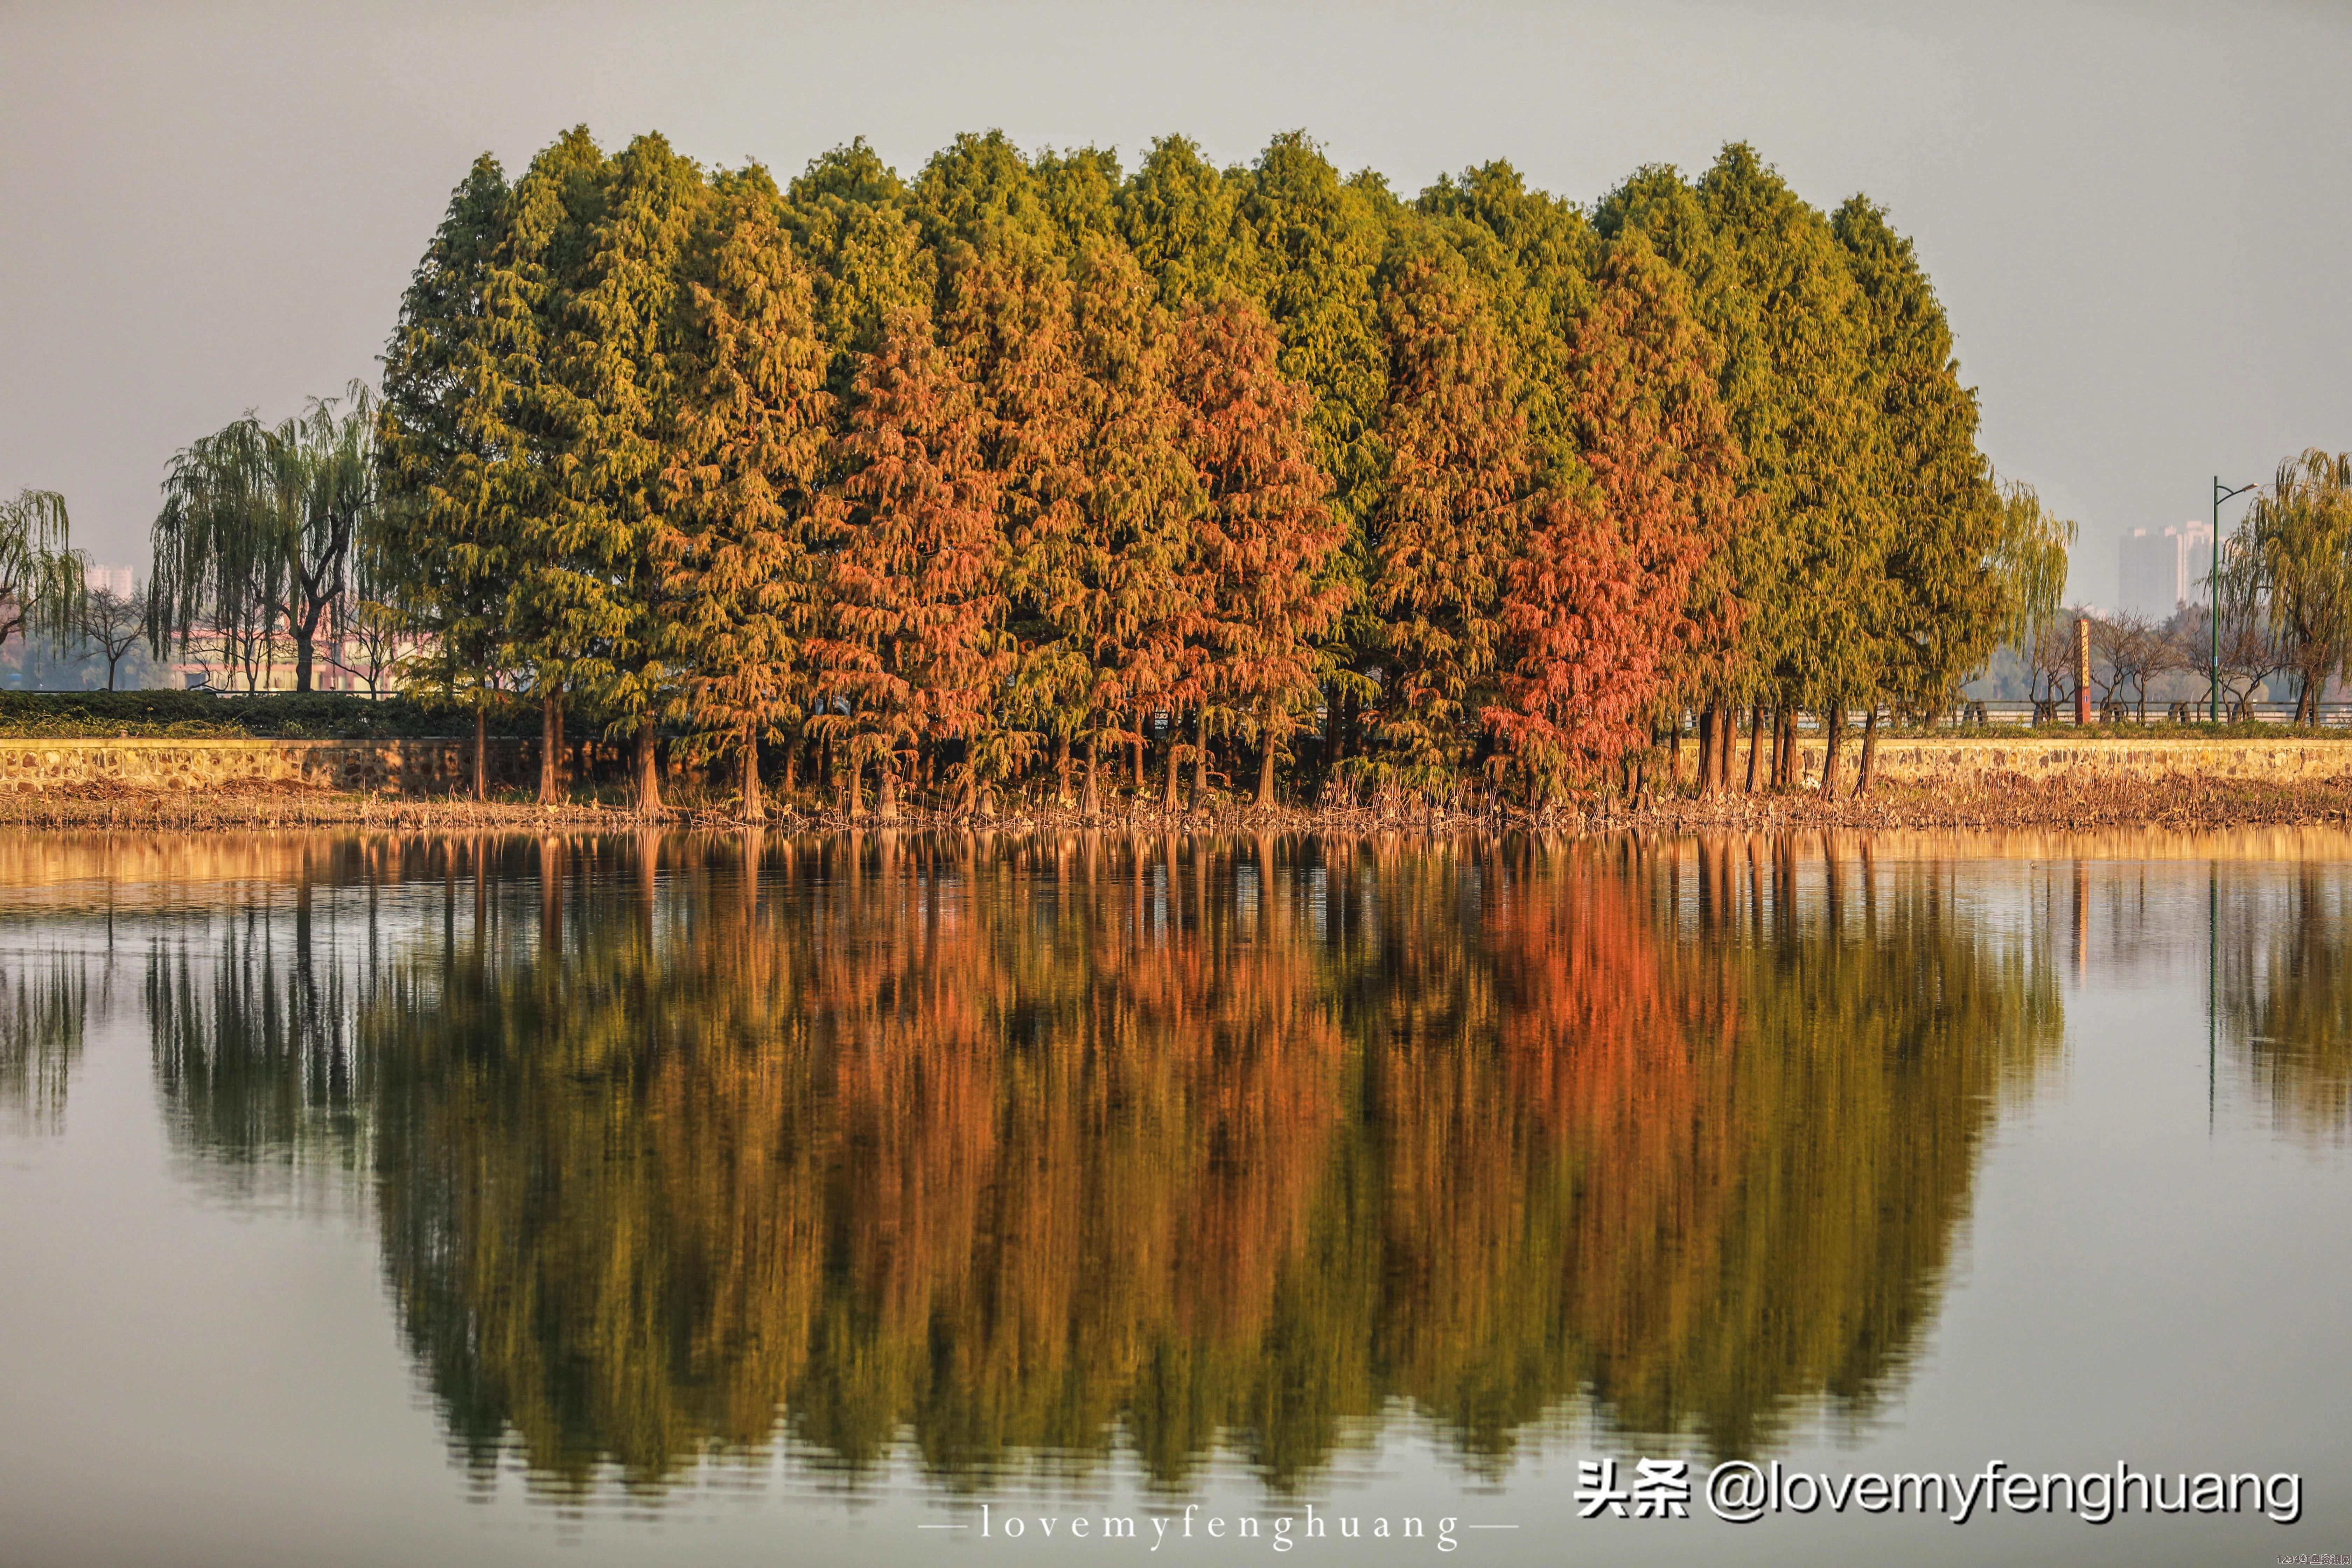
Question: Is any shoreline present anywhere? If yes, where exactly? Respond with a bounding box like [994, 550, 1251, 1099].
[3, 772, 2350, 835]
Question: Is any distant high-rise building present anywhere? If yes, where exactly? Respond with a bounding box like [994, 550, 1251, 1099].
[2117, 524, 2213, 620]
[85, 563, 136, 598]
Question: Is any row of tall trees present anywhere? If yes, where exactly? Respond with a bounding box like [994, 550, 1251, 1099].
[354, 128, 2073, 815]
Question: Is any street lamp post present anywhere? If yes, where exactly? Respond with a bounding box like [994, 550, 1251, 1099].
[2208, 476, 2260, 724]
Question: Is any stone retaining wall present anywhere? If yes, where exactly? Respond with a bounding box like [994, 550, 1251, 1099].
[0, 737, 525, 795]
[1804, 736, 2352, 788]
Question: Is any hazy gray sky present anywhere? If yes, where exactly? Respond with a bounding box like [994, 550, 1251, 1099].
[4, 0, 2345, 602]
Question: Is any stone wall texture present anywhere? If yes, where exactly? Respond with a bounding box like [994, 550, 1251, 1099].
[0, 737, 525, 796]
[1826, 736, 2352, 788]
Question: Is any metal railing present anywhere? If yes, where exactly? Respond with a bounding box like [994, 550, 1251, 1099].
[1940, 699, 2352, 729]
[1703, 702, 2352, 732]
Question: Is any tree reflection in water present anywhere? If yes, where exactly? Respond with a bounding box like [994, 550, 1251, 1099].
[0, 948, 89, 1137]
[137, 832, 2064, 1500]
[2221, 864, 2352, 1144]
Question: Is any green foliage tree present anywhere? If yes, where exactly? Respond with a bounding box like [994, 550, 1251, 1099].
[782, 139, 932, 398]
[1118, 135, 1254, 310]
[1365, 257, 1531, 794]
[1413, 160, 1594, 485]
[150, 386, 376, 693]
[1692, 146, 1888, 794]
[2226, 449, 2352, 724]
[376, 153, 515, 795]
[533, 132, 710, 813]
[1833, 197, 2010, 734]
[1987, 476, 2078, 689]
[0, 489, 84, 657]
[660, 169, 835, 821]
[473, 125, 611, 802]
[1236, 132, 1392, 686]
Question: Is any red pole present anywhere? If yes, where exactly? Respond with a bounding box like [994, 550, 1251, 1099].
[2074, 617, 2093, 725]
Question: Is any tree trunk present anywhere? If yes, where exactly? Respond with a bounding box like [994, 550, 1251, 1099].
[1191, 708, 1210, 809]
[633, 723, 663, 817]
[1818, 708, 1847, 799]
[1745, 704, 1765, 793]
[1082, 735, 1100, 816]
[538, 691, 564, 805]
[1693, 709, 1713, 796]
[780, 737, 797, 803]
[877, 765, 898, 821]
[1257, 706, 1279, 811]
[740, 724, 763, 824]
[1054, 733, 1072, 806]
[1162, 712, 1183, 812]
[1855, 707, 1881, 798]
[840, 757, 862, 820]
[472, 709, 488, 802]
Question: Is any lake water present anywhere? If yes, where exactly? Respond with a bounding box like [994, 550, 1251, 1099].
[0, 829, 2347, 1567]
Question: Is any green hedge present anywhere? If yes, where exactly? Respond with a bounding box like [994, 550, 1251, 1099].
[0, 692, 537, 741]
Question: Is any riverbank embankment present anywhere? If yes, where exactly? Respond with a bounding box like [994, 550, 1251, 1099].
[5, 732, 2352, 832]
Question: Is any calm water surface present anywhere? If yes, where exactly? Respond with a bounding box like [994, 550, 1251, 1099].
[1, 829, 2348, 1567]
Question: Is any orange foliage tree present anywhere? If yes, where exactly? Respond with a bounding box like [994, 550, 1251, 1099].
[1486, 234, 1747, 800]
[821, 307, 1009, 816]
[1173, 293, 1345, 807]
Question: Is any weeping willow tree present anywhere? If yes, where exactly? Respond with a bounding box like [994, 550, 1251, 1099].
[1989, 475, 2076, 648]
[149, 384, 379, 691]
[2222, 449, 2352, 725]
[0, 488, 86, 657]
[1969, 475, 2077, 718]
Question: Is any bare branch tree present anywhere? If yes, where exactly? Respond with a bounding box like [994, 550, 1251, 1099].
[79, 587, 148, 691]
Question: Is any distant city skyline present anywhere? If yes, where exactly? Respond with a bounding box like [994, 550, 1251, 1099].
[83, 564, 135, 600]
[2117, 523, 2214, 620]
